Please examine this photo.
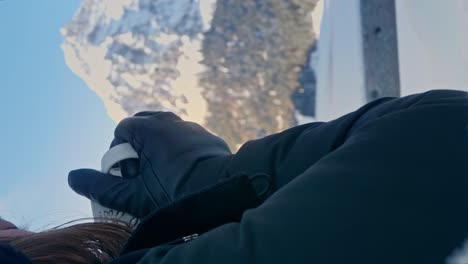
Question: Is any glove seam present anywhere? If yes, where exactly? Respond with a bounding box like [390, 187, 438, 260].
[126, 126, 172, 204]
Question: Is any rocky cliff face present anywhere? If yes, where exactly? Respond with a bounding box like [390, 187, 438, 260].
[62, 0, 319, 149]
[199, 0, 318, 148]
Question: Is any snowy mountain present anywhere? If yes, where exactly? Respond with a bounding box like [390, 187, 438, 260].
[62, 0, 320, 149]
[61, 0, 215, 124]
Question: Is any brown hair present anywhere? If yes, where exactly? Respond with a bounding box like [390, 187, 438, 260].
[0, 221, 132, 264]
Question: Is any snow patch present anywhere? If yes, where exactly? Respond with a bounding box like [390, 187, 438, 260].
[446, 238, 468, 264]
[295, 110, 316, 125]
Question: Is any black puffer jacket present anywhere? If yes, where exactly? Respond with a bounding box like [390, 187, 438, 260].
[110, 90, 468, 264]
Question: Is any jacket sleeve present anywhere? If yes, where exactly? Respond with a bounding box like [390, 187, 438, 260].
[188, 96, 397, 194]
[188, 89, 444, 193]
[135, 90, 468, 264]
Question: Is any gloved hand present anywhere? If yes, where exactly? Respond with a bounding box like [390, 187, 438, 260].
[68, 111, 233, 219]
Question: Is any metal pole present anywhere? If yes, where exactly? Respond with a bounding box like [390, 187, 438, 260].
[361, 0, 401, 101]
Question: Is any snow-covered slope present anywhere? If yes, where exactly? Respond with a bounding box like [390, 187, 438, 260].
[61, 0, 216, 124]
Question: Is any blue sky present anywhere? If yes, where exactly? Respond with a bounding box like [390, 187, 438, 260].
[0, 1, 117, 230]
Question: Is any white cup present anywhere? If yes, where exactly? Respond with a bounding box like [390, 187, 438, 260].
[91, 143, 139, 226]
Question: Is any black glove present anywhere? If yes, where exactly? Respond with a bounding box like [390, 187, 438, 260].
[68, 112, 233, 218]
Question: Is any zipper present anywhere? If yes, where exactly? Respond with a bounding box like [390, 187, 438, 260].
[167, 234, 199, 246]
